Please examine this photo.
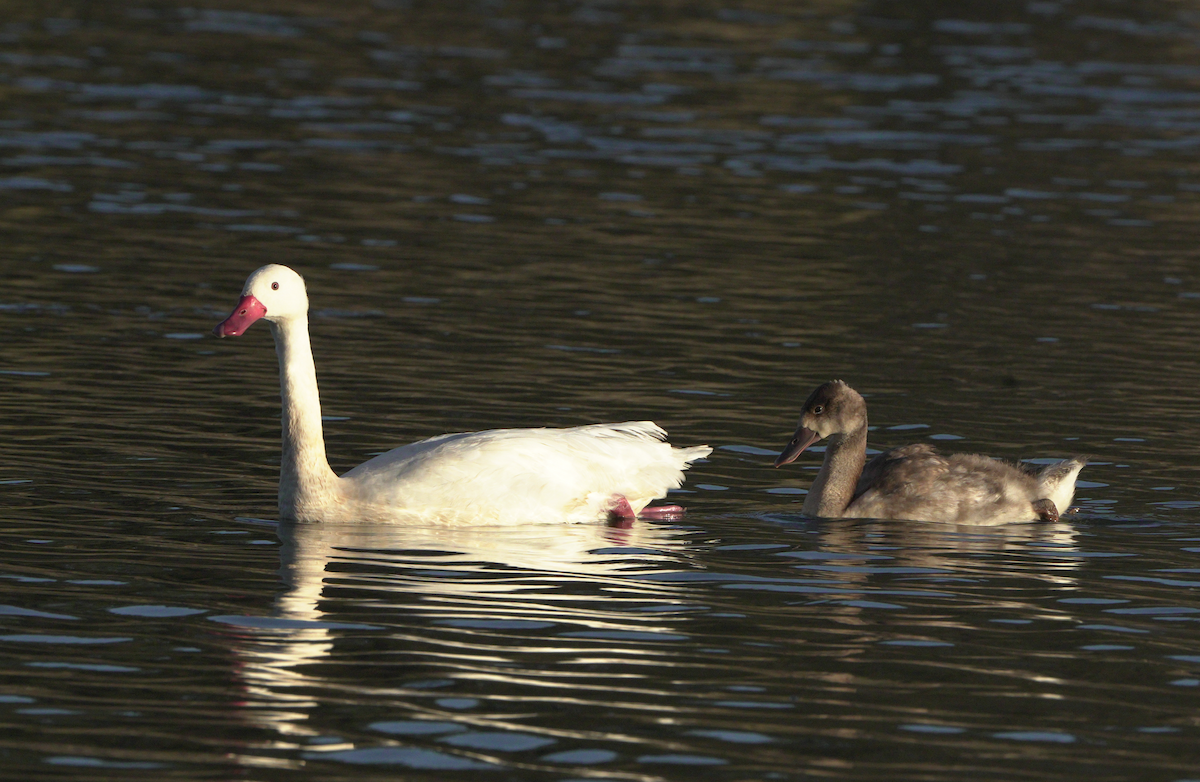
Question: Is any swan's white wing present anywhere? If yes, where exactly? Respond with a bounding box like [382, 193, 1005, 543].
[341, 422, 710, 523]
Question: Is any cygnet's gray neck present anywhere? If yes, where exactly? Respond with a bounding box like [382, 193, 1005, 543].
[270, 315, 339, 518]
[802, 426, 867, 518]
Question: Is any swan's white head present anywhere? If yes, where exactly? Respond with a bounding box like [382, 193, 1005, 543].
[213, 264, 309, 337]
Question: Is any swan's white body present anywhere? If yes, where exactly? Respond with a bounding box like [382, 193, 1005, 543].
[338, 422, 709, 524]
[214, 264, 711, 525]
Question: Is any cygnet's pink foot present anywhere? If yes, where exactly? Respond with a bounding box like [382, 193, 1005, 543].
[638, 504, 685, 519]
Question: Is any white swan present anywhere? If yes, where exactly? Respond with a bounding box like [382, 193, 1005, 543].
[213, 264, 712, 524]
[775, 380, 1087, 525]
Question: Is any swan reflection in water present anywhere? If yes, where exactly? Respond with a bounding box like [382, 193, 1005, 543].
[227, 520, 698, 745]
[223, 513, 1084, 768]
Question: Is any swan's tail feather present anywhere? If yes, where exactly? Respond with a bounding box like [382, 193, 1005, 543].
[559, 423, 711, 517]
[677, 444, 714, 466]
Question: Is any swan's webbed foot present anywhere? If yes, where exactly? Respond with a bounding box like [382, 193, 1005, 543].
[638, 504, 685, 520]
[605, 496, 687, 526]
[1032, 498, 1059, 522]
[606, 495, 638, 526]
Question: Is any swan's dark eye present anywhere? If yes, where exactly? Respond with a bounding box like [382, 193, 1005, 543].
[271, 281, 280, 290]
[813, 405, 824, 415]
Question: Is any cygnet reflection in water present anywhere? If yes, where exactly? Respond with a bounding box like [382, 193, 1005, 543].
[775, 381, 1088, 525]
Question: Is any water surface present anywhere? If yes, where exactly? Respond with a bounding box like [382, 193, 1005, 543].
[3, 1, 1200, 779]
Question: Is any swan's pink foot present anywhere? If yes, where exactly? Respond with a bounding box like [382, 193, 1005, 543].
[638, 504, 685, 520]
[606, 496, 687, 525]
[607, 495, 637, 520]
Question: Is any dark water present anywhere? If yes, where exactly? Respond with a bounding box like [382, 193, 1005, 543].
[3, 0, 1200, 779]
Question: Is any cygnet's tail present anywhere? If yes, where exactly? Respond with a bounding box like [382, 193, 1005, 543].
[1037, 457, 1089, 515]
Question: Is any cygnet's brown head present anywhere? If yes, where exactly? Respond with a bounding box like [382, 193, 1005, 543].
[774, 380, 868, 467]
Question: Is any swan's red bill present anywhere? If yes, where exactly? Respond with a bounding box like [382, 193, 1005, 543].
[774, 426, 821, 467]
[213, 294, 267, 337]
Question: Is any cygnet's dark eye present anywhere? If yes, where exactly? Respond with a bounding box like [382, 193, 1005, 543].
[271, 282, 280, 290]
[812, 405, 824, 415]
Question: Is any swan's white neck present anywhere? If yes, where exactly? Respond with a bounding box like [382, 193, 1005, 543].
[270, 315, 340, 520]
[802, 426, 867, 518]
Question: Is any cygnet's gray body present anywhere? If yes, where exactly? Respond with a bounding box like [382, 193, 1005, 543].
[776, 381, 1087, 525]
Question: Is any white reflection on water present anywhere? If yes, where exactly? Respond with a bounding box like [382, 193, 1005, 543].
[227, 513, 1085, 750]
[231, 520, 696, 743]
